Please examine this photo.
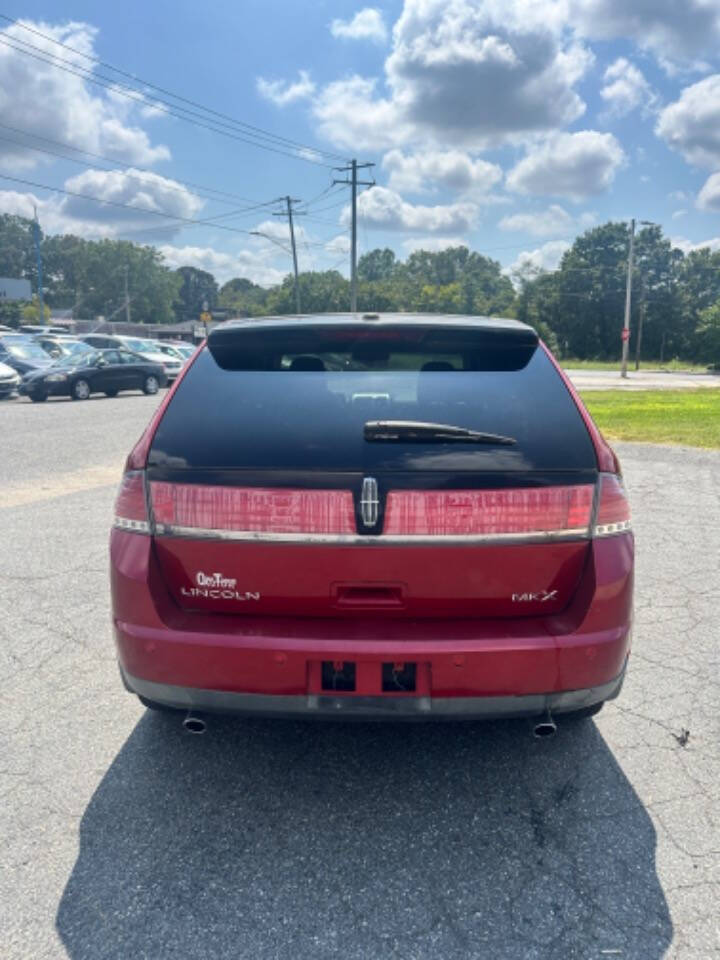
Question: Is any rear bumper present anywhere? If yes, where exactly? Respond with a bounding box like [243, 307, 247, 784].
[111, 528, 634, 716]
[19, 379, 68, 397]
[122, 662, 626, 720]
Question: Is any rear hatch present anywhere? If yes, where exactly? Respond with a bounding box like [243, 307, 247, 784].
[146, 317, 598, 619]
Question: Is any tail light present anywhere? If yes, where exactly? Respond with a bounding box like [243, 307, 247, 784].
[113, 471, 150, 533]
[150, 483, 356, 535]
[383, 485, 595, 537]
[593, 473, 631, 537]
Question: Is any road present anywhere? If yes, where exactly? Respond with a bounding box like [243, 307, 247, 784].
[1, 394, 718, 960]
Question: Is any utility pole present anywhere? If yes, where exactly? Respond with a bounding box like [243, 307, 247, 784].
[32, 205, 44, 323]
[621, 218, 635, 379]
[123, 264, 131, 324]
[333, 159, 375, 312]
[273, 196, 303, 314]
[621, 219, 657, 377]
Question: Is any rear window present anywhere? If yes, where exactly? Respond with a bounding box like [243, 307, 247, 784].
[149, 326, 597, 474]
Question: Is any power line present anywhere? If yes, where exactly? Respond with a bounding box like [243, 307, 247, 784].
[300, 182, 342, 209]
[0, 171, 273, 238]
[0, 33, 339, 168]
[302, 194, 351, 216]
[0, 120, 279, 207]
[0, 132, 284, 224]
[0, 13, 348, 163]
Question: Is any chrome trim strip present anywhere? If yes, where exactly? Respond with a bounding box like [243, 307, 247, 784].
[153, 522, 591, 546]
[594, 520, 632, 537]
[123, 665, 626, 720]
[113, 517, 150, 534]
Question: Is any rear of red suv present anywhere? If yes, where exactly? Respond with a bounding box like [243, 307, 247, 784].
[111, 315, 632, 724]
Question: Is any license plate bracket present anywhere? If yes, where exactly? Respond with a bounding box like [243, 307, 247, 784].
[309, 661, 430, 697]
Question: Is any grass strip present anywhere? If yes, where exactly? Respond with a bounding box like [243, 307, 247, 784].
[580, 389, 720, 449]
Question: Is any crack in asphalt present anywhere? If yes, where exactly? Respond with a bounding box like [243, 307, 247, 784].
[0, 412, 718, 959]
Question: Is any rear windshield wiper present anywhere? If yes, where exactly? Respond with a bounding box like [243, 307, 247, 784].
[364, 420, 516, 445]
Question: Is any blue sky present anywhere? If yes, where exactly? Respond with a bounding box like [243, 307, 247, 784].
[2, 1, 720, 285]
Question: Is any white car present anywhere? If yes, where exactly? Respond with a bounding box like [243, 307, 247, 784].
[0, 359, 20, 399]
[151, 340, 195, 365]
[81, 334, 183, 381]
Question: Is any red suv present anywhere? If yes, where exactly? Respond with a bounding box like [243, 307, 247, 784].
[111, 315, 632, 732]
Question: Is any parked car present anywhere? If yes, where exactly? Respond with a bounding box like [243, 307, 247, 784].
[19, 324, 70, 335]
[0, 360, 20, 398]
[111, 314, 633, 733]
[34, 335, 95, 361]
[19, 348, 167, 402]
[152, 340, 195, 363]
[81, 334, 182, 380]
[0, 334, 54, 375]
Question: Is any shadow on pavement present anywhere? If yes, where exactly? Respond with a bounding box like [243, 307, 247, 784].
[57, 713, 671, 960]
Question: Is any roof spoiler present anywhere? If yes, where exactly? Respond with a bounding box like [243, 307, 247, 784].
[207, 318, 539, 371]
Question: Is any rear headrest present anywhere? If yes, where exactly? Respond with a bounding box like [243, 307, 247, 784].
[288, 355, 326, 371]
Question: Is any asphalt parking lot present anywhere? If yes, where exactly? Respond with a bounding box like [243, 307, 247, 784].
[1, 394, 718, 960]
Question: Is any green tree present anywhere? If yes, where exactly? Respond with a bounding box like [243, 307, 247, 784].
[632, 225, 684, 363]
[695, 300, 720, 367]
[75, 241, 181, 323]
[0, 217, 182, 324]
[386, 246, 514, 315]
[550, 222, 630, 358]
[265, 271, 349, 314]
[417, 282, 463, 313]
[514, 272, 562, 354]
[0, 213, 35, 281]
[0, 213, 37, 325]
[174, 266, 218, 322]
[675, 248, 720, 361]
[21, 298, 51, 322]
[218, 277, 270, 316]
[358, 248, 397, 282]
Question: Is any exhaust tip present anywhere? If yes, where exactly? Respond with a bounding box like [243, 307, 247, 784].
[532, 712, 557, 739]
[183, 712, 206, 735]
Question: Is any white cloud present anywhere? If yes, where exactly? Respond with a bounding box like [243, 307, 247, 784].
[697, 172, 720, 212]
[256, 70, 315, 107]
[343, 186, 478, 234]
[313, 0, 592, 151]
[60, 168, 204, 238]
[330, 8, 388, 44]
[382, 149, 502, 196]
[325, 234, 351, 256]
[506, 131, 625, 200]
[656, 75, 720, 168]
[671, 235, 720, 254]
[158, 244, 287, 287]
[252, 218, 304, 243]
[498, 204, 595, 237]
[567, 0, 720, 68]
[671, 209, 688, 220]
[506, 239, 571, 279]
[0, 189, 42, 220]
[313, 75, 410, 151]
[600, 58, 657, 118]
[401, 236, 465, 253]
[0, 20, 169, 169]
[0, 188, 128, 240]
[0, 166, 210, 241]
